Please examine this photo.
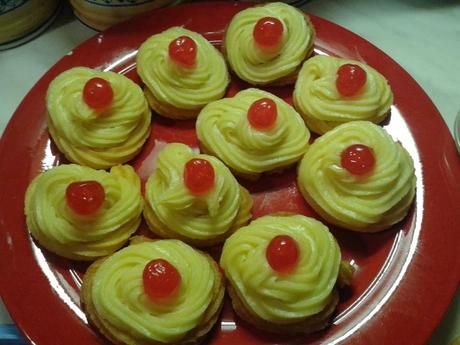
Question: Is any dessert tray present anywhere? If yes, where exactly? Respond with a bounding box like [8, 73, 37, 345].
[0, 2, 459, 345]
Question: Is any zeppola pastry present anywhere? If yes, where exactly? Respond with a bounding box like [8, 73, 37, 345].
[297, 121, 416, 232]
[196, 88, 310, 179]
[137, 27, 229, 119]
[46, 67, 151, 169]
[221, 214, 350, 334]
[24, 164, 143, 260]
[224, 2, 315, 85]
[293, 55, 393, 134]
[82, 237, 225, 345]
[143, 143, 252, 247]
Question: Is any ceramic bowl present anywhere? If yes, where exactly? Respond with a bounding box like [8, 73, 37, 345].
[0, 0, 61, 50]
[69, 0, 181, 31]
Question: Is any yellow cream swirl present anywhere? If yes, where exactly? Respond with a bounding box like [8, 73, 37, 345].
[221, 214, 341, 323]
[46, 67, 151, 169]
[293, 55, 393, 134]
[144, 143, 251, 245]
[297, 121, 416, 232]
[24, 164, 143, 260]
[196, 88, 310, 176]
[137, 27, 229, 117]
[90, 240, 217, 344]
[224, 2, 314, 85]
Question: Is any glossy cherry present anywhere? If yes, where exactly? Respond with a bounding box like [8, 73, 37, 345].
[143, 259, 181, 301]
[65, 181, 105, 216]
[184, 158, 215, 195]
[336, 64, 367, 97]
[168, 36, 197, 68]
[341, 144, 375, 175]
[253, 17, 284, 49]
[83, 77, 114, 111]
[266, 235, 300, 273]
[247, 98, 277, 130]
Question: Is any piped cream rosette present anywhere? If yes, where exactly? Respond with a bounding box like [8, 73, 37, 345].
[196, 88, 310, 178]
[223, 2, 315, 85]
[24, 164, 143, 260]
[82, 238, 224, 345]
[143, 143, 252, 247]
[297, 121, 416, 232]
[46, 67, 151, 169]
[220, 214, 341, 334]
[137, 27, 230, 119]
[293, 55, 393, 134]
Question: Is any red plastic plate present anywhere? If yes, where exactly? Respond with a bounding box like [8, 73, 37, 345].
[0, 2, 459, 345]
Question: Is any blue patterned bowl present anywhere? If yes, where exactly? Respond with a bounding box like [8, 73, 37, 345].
[69, 0, 181, 31]
[0, 0, 61, 50]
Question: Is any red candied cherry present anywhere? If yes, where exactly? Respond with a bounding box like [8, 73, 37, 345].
[83, 77, 114, 111]
[266, 235, 300, 273]
[336, 64, 367, 97]
[341, 144, 375, 175]
[247, 98, 277, 131]
[66, 181, 105, 216]
[183, 158, 215, 195]
[168, 36, 197, 68]
[253, 17, 284, 49]
[143, 259, 181, 301]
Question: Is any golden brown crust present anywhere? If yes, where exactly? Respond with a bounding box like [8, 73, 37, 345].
[222, 10, 316, 87]
[337, 260, 356, 288]
[227, 283, 338, 335]
[81, 236, 225, 345]
[144, 87, 200, 120]
[144, 186, 253, 247]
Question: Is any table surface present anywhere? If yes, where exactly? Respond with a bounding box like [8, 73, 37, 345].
[0, 1, 458, 344]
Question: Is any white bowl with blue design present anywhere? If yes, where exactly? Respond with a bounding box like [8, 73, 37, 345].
[69, 0, 181, 31]
[0, 0, 61, 50]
